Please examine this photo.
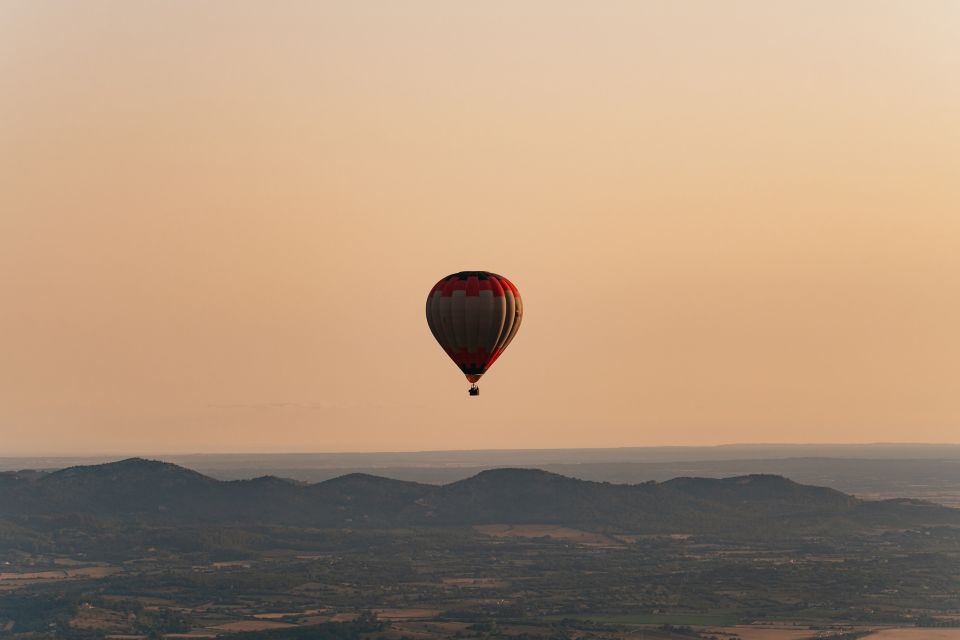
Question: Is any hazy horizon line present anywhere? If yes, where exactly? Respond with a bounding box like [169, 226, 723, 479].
[4, 441, 960, 460]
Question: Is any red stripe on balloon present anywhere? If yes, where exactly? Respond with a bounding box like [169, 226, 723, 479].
[441, 277, 457, 297]
[466, 275, 480, 296]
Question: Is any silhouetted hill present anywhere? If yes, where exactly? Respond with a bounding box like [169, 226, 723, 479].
[305, 473, 437, 526]
[0, 458, 217, 516]
[433, 468, 669, 526]
[664, 474, 856, 509]
[1, 459, 957, 535]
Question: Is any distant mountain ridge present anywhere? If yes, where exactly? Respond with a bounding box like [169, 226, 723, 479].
[1, 458, 957, 534]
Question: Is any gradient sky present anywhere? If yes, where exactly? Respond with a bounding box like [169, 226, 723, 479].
[2, 1, 958, 455]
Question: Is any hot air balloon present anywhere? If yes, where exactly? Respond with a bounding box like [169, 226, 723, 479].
[425, 271, 523, 396]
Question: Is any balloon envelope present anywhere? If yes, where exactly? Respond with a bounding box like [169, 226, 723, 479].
[425, 271, 523, 384]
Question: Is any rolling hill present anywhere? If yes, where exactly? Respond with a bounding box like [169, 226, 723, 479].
[1, 458, 957, 535]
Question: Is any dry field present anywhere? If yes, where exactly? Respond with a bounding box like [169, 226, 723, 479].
[381, 621, 456, 639]
[253, 608, 328, 623]
[69, 605, 131, 631]
[208, 620, 297, 632]
[0, 570, 66, 581]
[441, 576, 509, 588]
[703, 627, 960, 640]
[707, 625, 852, 639]
[329, 612, 359, 622]
[372, 608, 442, 620]
[0, 565, 120, 588]
[868, 630, 960, 639]
[70, 566, 119, 578]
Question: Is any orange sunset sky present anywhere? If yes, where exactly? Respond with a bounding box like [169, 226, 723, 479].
[1, 1, 958, 455]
